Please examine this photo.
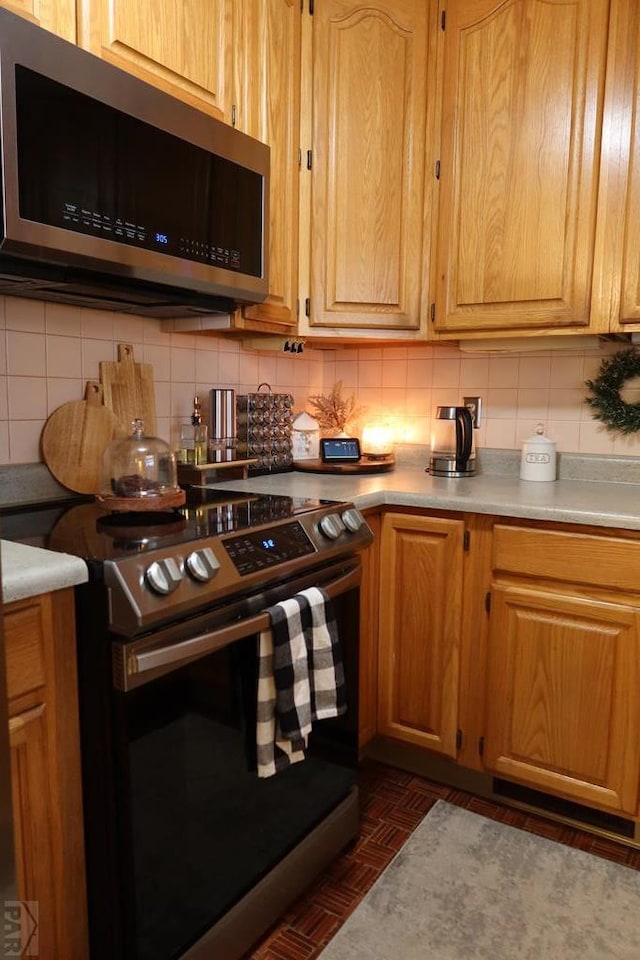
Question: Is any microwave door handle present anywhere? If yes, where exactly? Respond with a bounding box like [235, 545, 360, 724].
[120, 563, 361, 687]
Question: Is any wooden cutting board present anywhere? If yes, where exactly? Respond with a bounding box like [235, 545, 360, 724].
[41, 381, 124, 494]
[99, 343, 157, 436]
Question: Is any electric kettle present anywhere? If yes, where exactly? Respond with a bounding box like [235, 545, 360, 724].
[428, 405, 476, 477]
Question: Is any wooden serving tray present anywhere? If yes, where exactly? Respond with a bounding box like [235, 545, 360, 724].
[293, 456, 395, 475]
[95, 489, 186, 512]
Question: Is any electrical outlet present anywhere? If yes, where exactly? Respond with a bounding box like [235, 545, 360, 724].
[463, 396, 482, 428]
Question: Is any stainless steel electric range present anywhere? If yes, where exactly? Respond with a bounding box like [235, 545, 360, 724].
[2, 487, 373, 960]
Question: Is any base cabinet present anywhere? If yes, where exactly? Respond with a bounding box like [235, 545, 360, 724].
[377, 512, 463, 757]
[373, 512, 640, 823]
[4, 589, 88, 960]
[483, 524, 640, 816]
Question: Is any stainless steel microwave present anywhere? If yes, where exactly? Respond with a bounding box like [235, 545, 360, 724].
[0, 8, 269, 317]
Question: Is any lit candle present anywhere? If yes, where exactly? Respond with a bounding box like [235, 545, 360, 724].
[361, 424, 394, 457]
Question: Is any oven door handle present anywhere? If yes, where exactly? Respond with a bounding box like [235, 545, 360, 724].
[119, 563, 361, 688]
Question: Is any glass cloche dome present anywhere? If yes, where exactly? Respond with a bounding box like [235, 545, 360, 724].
[98, 419, 185, 509]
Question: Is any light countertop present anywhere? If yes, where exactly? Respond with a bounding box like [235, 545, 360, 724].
[207, 464, 640, 531]
[4, 461, 640, 604]
[1, 540, 88, 605]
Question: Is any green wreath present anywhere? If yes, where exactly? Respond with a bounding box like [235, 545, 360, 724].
[585, 348, 640, 434]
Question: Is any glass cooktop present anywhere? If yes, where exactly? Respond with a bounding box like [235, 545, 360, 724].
[0, 487, 339, 562]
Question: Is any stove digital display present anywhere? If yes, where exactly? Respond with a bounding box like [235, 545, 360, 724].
[223, 521, 316, 575]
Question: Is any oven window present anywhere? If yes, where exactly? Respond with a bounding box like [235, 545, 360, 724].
[122, 630, 356, 960]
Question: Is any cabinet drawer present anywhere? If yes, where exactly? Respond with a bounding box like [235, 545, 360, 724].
[4, 597, 47, 705]
[493, 525, 640, 592]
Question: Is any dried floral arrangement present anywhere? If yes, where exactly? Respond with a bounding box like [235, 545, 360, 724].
[307, 380, 366, 434]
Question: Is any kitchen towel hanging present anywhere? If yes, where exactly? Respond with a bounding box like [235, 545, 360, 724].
[256, 587, 346, 778]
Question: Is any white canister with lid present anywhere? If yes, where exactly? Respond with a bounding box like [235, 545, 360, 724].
[520, 424, 557, 482]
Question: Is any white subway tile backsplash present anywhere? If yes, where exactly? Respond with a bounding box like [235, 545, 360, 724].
[431, 358, 460, 388]
[516, 388, 549, 422]
[459, 357, 490, 388]
[45, 304, 83, 337]
[9, 419, 43, 463]
[382, 359, 408, 389]
[171, 347, 196, 383]
[8, 377, 47, 420]
[486, 388, 518, 420]
[578, 420, 615, 455]
[7, 331, 47, 377]
[488, 356, 520, 388]
[5, 297, 45, 333]
[518, 356, 552, 388]
[0, 289, 638, 465]
[46, 335, 83, 379]
[47, 378, 83, 413]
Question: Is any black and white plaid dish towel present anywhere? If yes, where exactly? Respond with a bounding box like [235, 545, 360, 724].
[256, 586, 346, 778]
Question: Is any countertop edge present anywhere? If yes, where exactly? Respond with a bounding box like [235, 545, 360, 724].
[1, 540, 88, 605]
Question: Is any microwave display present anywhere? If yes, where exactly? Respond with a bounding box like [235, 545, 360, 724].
[15, 65, 264, 277]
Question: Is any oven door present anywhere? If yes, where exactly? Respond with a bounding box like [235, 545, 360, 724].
[79, 556, 361, 960]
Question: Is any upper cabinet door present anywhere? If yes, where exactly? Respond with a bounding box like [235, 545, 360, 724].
[592, 0, 640, 330]
[78, 0, 234, 120]
[0, 0, 76, 40]
[433, 0, 610, 337]
[306, 0, 436, 332]
[236, 0, 301, 329]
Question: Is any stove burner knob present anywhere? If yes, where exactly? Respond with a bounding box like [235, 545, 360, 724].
[145, 557, 183, 595]
[186, 547, 220, 583]
[319, 513, 345, 541]
[341, 508, 364, 533]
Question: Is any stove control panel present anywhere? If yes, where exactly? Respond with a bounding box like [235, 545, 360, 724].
[104, 502, 374, 635]
[223, 521, 315, 576]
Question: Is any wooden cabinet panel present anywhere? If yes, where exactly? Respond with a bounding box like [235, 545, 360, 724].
[78, 0, 234, 119]
[592, 0, 640, 330]
[304, 0, 435, 333]
[378, 513, 463, 756]
[9, 703, 56, 953]
[4, 590, 88, 960]
[358, 512, 380, 748]
[237, 0, 301, 329]
[434, 0, 609, 336]
[484, 585, 640, 814]
[492, 524, 640, 594]
[4, 600, 46, 701]
[0, 0, 76, 40]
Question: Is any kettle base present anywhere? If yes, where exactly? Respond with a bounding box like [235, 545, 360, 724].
[427, 456, 476, 478]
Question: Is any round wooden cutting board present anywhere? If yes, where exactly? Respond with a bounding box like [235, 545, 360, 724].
[41, 381, 125, 494]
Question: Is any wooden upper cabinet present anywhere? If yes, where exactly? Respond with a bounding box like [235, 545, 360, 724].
[0, 0, 76, 40]
[235, 0, 301, 329]
[304, 0, 436, 334]
[77, 0, 234, 120]
[377, 513, 463, 757]
[592, 0, 640, 330]
[433, 0, 610, 337]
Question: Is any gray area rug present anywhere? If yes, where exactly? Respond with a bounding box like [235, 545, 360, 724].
[319, 799, 640, 959]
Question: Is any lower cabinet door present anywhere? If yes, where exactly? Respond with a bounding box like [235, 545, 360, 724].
[484, 584, 640, 815]
[377, 513, 463, 757]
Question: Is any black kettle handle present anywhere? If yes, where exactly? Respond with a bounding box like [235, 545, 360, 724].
[455, 406, 473, 468]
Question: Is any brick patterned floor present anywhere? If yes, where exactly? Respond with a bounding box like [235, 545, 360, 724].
[243, 759, 640, 960]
